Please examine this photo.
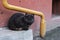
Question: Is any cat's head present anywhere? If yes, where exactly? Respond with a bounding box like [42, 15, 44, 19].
[23, 13, 34, 25]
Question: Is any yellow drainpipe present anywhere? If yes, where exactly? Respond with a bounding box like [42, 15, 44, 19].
[2, 0, 46, 38]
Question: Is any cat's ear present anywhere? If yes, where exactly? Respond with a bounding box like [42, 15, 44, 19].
[25, 13, 34, 16]
[25, 13, 29, 15]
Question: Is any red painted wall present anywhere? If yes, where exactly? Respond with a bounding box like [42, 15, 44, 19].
[0, 0, 52, 29]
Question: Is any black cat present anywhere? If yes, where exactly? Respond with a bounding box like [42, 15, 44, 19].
[7, 13, 34, 31]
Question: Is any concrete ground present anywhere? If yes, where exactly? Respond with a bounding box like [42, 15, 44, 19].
[33, 27, 60, 40]
[0, 26, 60, 40]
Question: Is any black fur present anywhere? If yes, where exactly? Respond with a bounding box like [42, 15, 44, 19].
[7, 13, 34, 31]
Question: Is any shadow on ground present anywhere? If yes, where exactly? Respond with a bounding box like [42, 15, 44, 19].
[33, 27, 60, 40]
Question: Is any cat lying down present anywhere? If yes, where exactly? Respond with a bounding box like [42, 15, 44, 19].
[7, 13, 34, 31]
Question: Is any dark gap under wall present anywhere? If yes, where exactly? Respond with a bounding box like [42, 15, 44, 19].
[52, 0, 60, 17]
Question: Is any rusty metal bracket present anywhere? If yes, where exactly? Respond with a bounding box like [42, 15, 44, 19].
[2, 0, 46, 38]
